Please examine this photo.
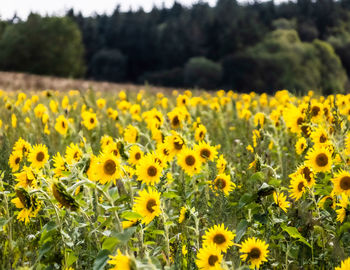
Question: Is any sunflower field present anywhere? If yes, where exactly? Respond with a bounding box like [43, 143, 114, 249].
[1, 88, 350, 270]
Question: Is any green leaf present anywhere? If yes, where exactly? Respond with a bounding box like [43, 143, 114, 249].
[281, 223, 311, 248]
[250, 172, 264, 182]
[102, 237, 119, 251]
[238, 193, 256, 208]
[235, 220, 248, 242]
[163, 191, 180, 199]
[121, 211, 142, 220]
[93, 249, 111, 270]
[66, 252, 78, 267]
[112, 227, 137, 244]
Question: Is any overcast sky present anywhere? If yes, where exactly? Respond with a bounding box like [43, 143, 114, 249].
[1, 0, 219, 19]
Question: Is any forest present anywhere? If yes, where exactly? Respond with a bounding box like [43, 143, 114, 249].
[2, 0, 350, 93]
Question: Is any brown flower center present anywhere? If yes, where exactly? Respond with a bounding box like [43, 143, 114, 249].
[15, 157, 20, 164]
[104, 159, 116, 175]
[172, 116, 180, 127]
[62, 121, 66, 128]
[316, 153, 328, 167]
[200, 149, 211, 159]
[298, 181, 304, 192]
[215, 178, 226, 189]
[135, 152, 141, 160]
[319, 134, 327, 143]
[340, 176, 350, 190]
[297, 117, 304, 126]
[302, 167, 312, 183]
[90, 117, 95, 124]
[213, 233, 226, 244]
[311, 106, 320, 117]
[208, 255, 218, 266]
[146, 199, 156, 213]
[147, 166, 157, 177]
[249, 247, 261, 259]
[185, 155, 195, 166]
[36, 152, 45, 162]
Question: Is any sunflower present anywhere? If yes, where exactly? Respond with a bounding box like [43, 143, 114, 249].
[96, 152, 122, 185]
[345, 132, 350, 156]
[202, 224, 235, 253]
[135, 154, 163, 185]
[195, 124, 207, 142]
[332, 169, 350, 196]
[194, 141, 218, 163]
[309, 101, 323, 122]
[196, 244, 223, 270]
[289, 164, 315, 188]
[128, 145, 143, 166]
[216, 155, 227, 174]
[52, 182, 79, 211]
[14, 166, 37, 188]
[82, 111, 98, 130]
[211, 174, 235, 196]
[283, 105, 305, 134]
[11, 188, 41, 224]
[254, 112, 265, 127]
[310, 127, 329, 146]
[123, 125, 139, 144]
[336, 194, 349, 223]
[239, 237, 269, 269]
[13, 138, 31, 156]
[273, 192, 290, 213]
[289, 174, 307, 201]
[133, 188, 161, 225]
[28, 144, 49, 169]
[55, 115, 69, 135]
[164, 131, 186, 155]
[177, 147, 202, 176]
[335, 257, 350, 270]
[167, 109, 184, 129]
[156, 142, 175, 163]
[100, 135, 114, 149]
[305, 146, 332, 173]
[65, 143, 82, 165]
[102, 141, 121, 158]
[52, 152, 67, 177]
[108, 249, 132, 270]
[178, 206, 189, 223]
[295, 137, 307, 155]
[9, 151, 22, 172]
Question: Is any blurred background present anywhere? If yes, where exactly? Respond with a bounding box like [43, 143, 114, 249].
[1, 0, 350, 94]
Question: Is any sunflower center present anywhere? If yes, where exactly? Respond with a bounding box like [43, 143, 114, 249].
[319, 134, 327, 143]
[302, 167, 312, 183]
[213, 233, 226, 244]
[316, 153, 328, 167]
[73, 152, 79, 160]
[301, 125, 310, 137]
[36, 151, 45, 162]
[90, 117, 95, 124]
[163, 149, 169, 156]
[104, 159, 116, 175]
[215, 178, 226, 189]
[135, 152, 141, 160]
[340, 176, 350, 190]
[311, 106, 320, 116]
[185, 155, 195, 166]
[174, 140, 183, 150]
[298, 181, 304, 192]
[113, 149, 119, 156]
[249, 247, 261, 259]
[62, 121, 66, 128]
[15, 157, 20, 164]
[200, 149, 210, 159]
[300, 143, 305, 149]
[297, 117, 304, 126]
[199, 131, 204, 139]
[147, 166, 157, 177]
[146, 199, 157, 213]
[172, 116, 180, 126]
[208, 255, 218, 266]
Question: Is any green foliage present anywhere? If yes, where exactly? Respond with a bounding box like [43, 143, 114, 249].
[184, 57, 222, 89]
[0, 14, 85, 77]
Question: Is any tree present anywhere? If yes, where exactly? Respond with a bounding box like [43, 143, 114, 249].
[0, 14, 85, 77]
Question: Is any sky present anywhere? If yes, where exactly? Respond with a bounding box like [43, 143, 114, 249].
[1, 0, 218, 20]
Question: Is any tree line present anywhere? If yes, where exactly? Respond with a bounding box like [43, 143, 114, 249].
[2, 0, 350, 93]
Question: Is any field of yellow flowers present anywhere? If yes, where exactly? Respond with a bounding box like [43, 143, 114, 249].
[1, 88, 350, 270]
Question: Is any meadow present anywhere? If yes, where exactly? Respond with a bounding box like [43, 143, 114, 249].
[0, 86, 350, 270]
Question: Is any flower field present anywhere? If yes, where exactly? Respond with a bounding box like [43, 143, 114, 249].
[1, 88, 350, 269]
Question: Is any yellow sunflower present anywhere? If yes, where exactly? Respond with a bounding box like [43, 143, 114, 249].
[14, 166, 37, 188]
[345, 132, 350, 156]
[177, 147, 202, 176]
[82, 111, 98, 130]
[332, 169, 350, 196]
[310, 127, 329, 146]
[335, 257, 350, 270]
[196, 244, 223, 270]
[211, 174, 235, 196]
[164, 131, 185, 155]
[108, 249, 132, 270]
[13, 137, 31, 156]
[289, 174, 307, 201]
[239, 237, 269, 269]
[11, 188, 41, 224]
[195, 124, 207, 142]
[9, 151, 22, 172]
[289, 164, 315, 188]
[305, 146, 332, 173]
[194, 141, 218, 163]
[28, 144, 49, 169]
[52, 152, 67, 177]
[156, 142, 175, 163]
[128, 145, 143, 166]
[295, 137, 307, 155]
[167, 109, 184, 129]
[202, 224, 235, 253]
[178, 206, 189, 223]
[336, 194, 349, 223]
[133, 188, 161, 225]
[65, 143, 82, 165]
[283, 105, 305, 134]
[124, 125, 139, 143]
[54, 115, 69, 135]
[273, 192, 290, 213]
[100, 135, 114, 149]
[216, 155, 227, 174]
[96, 152, 122, 185]
[135, 154, 163, 185]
